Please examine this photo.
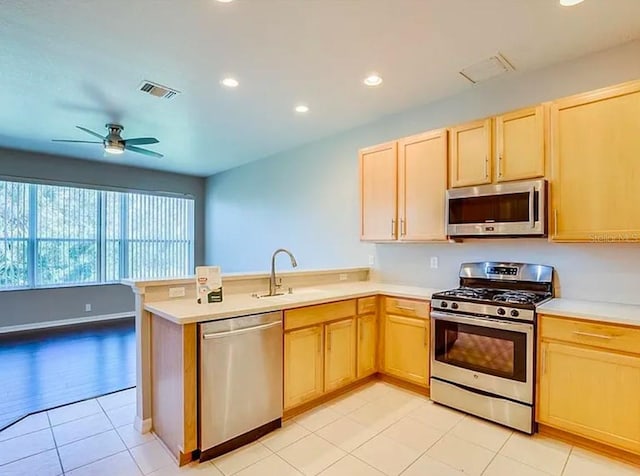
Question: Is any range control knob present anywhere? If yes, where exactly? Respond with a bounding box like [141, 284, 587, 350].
[497, 308, 506, 316]
[451, 303, 459, 310]
[440, 301, 448, 308]
[511, 309, 520, 318]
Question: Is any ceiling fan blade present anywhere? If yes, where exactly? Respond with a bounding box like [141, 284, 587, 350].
[125, 144, 164, 158]
[124, 137, 159, 146]
[52, 139, 103, 143]
[76, 125, 105, 140]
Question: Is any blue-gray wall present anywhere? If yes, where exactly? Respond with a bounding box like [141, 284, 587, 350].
[0, 147, 205, 328]
[205, 40, 640, 304]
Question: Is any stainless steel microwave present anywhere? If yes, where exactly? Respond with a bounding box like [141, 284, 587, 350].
[446, 179, 547, 237]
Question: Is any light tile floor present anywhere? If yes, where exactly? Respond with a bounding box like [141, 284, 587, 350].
[1, 383, 638, 475]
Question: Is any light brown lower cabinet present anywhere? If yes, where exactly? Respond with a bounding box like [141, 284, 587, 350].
[383, 313, 429, 386]
[283, 298, 372, 410]
[538, 315, 640, 454]
[324, 318, 357, 392]
[284, 325, 324, 409]
[357, 313, 377, 378]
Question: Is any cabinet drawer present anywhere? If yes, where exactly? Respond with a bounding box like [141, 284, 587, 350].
[285, 300, 356, 331]
[357, 296, 377, 315]
[384, 297, 429, 319]
[540, 315, 640, 355]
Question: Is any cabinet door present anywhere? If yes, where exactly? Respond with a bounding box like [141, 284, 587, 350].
[495, 106, 545, 182]
[360, 141, 398, 241]
[449, 119, 492, 188]
[398, 129, 448, 241]
[383, 314, 429, 386]
[357, 314, 377, 378]
[550, 81, 640, 241]
[284, 326, 324, 409]
[538, 341, 640, 453]
[325, 318, 356, 392]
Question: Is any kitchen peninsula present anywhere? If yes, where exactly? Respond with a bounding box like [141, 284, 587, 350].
[125, 267, 640, 467]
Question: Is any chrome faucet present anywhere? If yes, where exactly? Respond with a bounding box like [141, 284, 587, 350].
[268, 248, 298, 296]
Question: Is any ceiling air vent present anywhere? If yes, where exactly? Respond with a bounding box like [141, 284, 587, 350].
[459, 54, 515, 84]
[138, 80, 180, 99]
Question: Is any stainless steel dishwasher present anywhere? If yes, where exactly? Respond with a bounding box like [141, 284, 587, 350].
[199, 311, 283, 461]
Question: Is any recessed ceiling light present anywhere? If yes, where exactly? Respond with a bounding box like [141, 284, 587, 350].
[559, 0, 584, 6]
[221, 77, 239, 88]
[364, 73, 383, 87]
[295, 104, 309, 113]
[216, 0, 234, 3]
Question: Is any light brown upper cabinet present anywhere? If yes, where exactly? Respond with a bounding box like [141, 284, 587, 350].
[449, 119, 492, 187]
[495, 105, 545, 182]
[360, 141, 398, 241]
[550, 80, 640, 242]
[397, 130, 448, 241]
[360, 130, 448, 242]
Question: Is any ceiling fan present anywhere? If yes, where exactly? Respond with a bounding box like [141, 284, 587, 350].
[52, 124, 163, 158]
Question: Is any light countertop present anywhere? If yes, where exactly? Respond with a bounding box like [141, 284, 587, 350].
[145, 281, 440, 325]
[538, 298, 640, 327]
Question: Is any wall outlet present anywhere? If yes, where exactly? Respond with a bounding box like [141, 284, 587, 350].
[430, 257, 439, 269]
[368, 255, 375, 265]
[85, 303, 92, 312]
[339, 273, 348, 281]
[169, 287, 186, 298]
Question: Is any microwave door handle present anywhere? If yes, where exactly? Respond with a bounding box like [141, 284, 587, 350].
[528, 185, 535, 229]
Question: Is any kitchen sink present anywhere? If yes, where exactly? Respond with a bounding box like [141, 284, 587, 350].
[252, 288, 326, 300]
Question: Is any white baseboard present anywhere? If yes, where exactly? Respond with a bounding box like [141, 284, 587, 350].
[0, 312, 134, 334]
[134, 416, 152, 434]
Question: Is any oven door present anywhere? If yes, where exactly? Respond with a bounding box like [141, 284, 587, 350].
[446, 179, 546, 236]
[430, 311, 533, 404]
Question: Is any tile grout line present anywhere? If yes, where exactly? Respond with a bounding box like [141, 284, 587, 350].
[478, 427, 512, 476]
[55, 392, 139, 475]
[397, 413, 464, 475]
[46, 411, 65, 476]
[560, 446, 574, 475]
[96, 396, 147, 476]
[222, 441, 274, 476]
[272, 452, 304, 475]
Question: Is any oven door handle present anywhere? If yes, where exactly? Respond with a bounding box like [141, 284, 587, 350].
[430, 311, 532, 332]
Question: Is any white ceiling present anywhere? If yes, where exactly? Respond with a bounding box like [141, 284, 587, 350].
[1, 0, 639, 177]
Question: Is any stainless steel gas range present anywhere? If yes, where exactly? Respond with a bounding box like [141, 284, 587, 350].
[429, 262, 554, 434]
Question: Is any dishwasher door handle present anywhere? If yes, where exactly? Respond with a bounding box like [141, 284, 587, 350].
[202, 321, 281, 340]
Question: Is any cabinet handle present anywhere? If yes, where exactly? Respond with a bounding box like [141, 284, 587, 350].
[395, 305, 415, 311]
[359, 319, 363, 342]
[573, 331, 613, 340]
[423, 326, 428, 347]
[391, 219, 396, 237]
[400, 219, 406, 236]
[484, 156, 488, 178]
[554, 209, 558, 237]
[498, 154, 503, 177]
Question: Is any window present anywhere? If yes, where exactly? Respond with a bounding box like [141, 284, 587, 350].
[0, 179, 194, 290]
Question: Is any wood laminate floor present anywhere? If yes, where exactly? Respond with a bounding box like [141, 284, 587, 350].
[0, 318, 135, 431]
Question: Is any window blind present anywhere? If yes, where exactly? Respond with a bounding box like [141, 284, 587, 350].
[0, 179, 195, 290]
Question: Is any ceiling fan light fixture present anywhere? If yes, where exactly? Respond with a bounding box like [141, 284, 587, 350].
[105, 144, 124, 155]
